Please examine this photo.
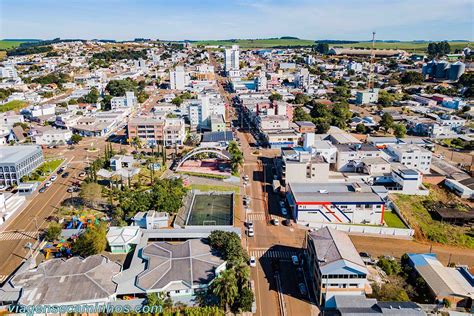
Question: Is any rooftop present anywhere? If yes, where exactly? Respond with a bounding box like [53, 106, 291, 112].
[0, 145, 42, 164]
[289, 182, 383, 204]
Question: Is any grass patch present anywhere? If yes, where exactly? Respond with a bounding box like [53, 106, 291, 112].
[179, 171, 228, 179]
[391, 190, 474, 249]
[23, 159, 65, 181]
[333, 41, 473, 53]
[384, 212, 407, 229]
[0, 100, 28, 113]
[0, 40, 28, 50]
[189, 183, 240, 194]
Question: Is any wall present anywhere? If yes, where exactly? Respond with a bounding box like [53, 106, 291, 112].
[302, 222, 414, 239]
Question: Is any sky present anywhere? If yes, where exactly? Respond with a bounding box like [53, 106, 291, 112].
[1, 0, 473, 41]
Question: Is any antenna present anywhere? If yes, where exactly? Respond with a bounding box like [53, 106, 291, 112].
[368, 31, 376, 90]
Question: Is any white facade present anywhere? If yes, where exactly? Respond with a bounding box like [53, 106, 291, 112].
[111, 91, 136, 109]
[355, 89, 379, 105]
[187, 94, 225, 130]
[170, 66, 186, 90]
[224, 45, 240, 73]
[30, 104, 56, 117]
[0, 65, 18, 79]
[386, 144, 432, 174]
[35, 128, 72, 145]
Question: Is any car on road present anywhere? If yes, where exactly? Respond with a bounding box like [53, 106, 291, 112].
[50, 175, 57, 181]
[249, 256, 257, 267]
[247, 228, 254, 237]
[45, 181, 52, 187]
[61, 172, 70, 178]
[292, 255, 299, 266]
[79, 171, 86, 177]
[298, 283, 307, 296]
[272, 218, 280, 226]
[243, 175, 249, 181]
[281, 207, 288, 216]
[39, 186, 47, 193]
[57, 168, 64, 175]
[247, 221, 254, 229]
[67, 187, 75, 193]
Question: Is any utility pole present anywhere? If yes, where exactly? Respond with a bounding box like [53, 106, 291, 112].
[368, 31, 376, 90]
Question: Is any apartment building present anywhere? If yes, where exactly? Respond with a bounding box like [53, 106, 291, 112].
[280, 148, 329, 186]
[187, 94, 226, 131]
[111, 91, 137, 108]
[224, 45, 240, 74]
[386, 144, 432, 173]
[127, 116, 185, 146]
[0, 145, 44, 187]
[170, 66, 186, 90]
[335, 144, 382, 172]
[306, 227, 369, 308]
[355, 89, 379, 105]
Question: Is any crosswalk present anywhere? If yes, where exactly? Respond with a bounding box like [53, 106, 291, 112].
[249, 249, 300, 259]
[246, 213, 266, 221]
[0, 231, 39, 242]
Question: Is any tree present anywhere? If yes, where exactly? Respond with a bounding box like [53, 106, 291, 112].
[427, 41, 451, 57]
[400, 71, 424, 85]
[232, 287, 254, 313]
[376, 257, 402, 276]
[355, 123, 367, 134]
[378, 90, 396, 107]
[44, 222, 62, 241]
[212, 269, 238, 311]
[72, 222, 108, 257]
[70, 134, 83, 144]
[293, 107, 312, 122]
[105, 79, 137, 97]
[268, 93, 283, 102]
[315, 43, 329, 54]
[227, 141, 243, 176]
[171, 96, 183, 105]
[208, 231, 246, 264]
[293, 93, 310, 105]
[393, 124, 407, 138]
[380, 113, 394, 133]
[146, 292, 173, 311]
[370, 276, 410, 302]
[78, 87, 99, 104]
[79, 182, 103, 208]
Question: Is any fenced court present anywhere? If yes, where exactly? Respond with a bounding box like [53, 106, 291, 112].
[187, 192, 234, 226]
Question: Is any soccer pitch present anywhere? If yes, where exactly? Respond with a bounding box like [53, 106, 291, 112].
[187, 193, 233, 226]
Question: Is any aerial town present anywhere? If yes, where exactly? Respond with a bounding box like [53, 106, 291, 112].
[0, 8, 473, 316]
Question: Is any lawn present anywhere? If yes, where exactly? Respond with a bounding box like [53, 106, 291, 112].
[384, 211, 407, 229]
[189, 183, 241, 194]
[36, 159, 65, 181]
[333, 41, 473, 53]
[391, 189, 474, 249]
[0, 40, 27, 50]
[0, 100, 28, 113]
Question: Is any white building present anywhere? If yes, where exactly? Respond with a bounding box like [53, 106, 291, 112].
[29, 104, 56, 118]
[34, 128, 72, 145]
[170, 66, 186, 90]
[187, 94, 225, 130]
[355, 89, 379, 105]
[0, 65, 18, 79]
[224, 45, 240, 74]
[335, 144, 382, 172]
[111, 91, 137, 109]
[386, 144, 432, 174]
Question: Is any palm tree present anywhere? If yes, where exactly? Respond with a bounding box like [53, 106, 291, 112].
[212, 269, 238, 311]
[233, 261, 250, 288]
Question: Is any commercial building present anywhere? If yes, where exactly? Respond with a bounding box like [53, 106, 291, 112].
[331, 295, 426, 316]
[34, 128, 73, 145]
[127, 116, 186, 146]
[287, 182, 385, 225]
[386, 144, 432, 173]
[306, 227, 369, 308]
[0, 145, 44, 187]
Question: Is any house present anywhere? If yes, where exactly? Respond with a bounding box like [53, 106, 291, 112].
[287, 182, 385, 225]
[132, 211, 169, 229]
[106, 226, 141, 253]
[335, 144, 382, 172]
[34, 127, 72, 145]
[406, 253, 473, 309]
[8, 255, 121, 306]
[306, 227, 369, 308]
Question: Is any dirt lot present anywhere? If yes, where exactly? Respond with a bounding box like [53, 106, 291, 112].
[351, 235, 474, 266]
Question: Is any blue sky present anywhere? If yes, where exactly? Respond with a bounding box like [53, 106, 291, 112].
[1, 0, 473, 41]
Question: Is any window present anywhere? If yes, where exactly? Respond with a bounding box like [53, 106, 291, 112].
[364, 204, 371, 208]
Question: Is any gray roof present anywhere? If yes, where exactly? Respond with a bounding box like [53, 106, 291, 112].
[308, 227, 366, 268]
[289, 183, 383, 204]
[334, 295, 425, 316]
[10, 255, 121, 305]
[0, 145, 42, 165]
[136, 239, 225, 292]
[202, 131, 233, 143]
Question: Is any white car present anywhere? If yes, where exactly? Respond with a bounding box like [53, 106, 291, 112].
[79, 172, 87, 177]
[247, 221, 254, 229]
[45, 181, 52, 187]
[50, 175, 57, 182]
[243, 175, 249, 181]
[249, 256, 257, 267]
[247, 228, 254, 237]
[272, 218, 280, 226]
[281, 207, 288, 216]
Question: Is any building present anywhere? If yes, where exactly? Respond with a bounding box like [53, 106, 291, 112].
[329, 48, 407, 57]
[106, 226, 141, 253]
[287, 182, 385, 225]
[0, 65, 18, 79]
[111, 91, 137, 108]
[170, 66, 186, 90]
[224, 45, 240, 74]
[280, 148, 329, 186]
[201, 131, 234, 147]
[356, 89, 379, 105]
[386, 144, 432, 174]
[34, 128, 72, 145]
[306, 227, 369, 308]
[331, 295, 426, 316]
[187, 94, 226, 131]
[132, 211, 169, 229]
[0, 145, 44, 187]
[210, 115, 226, 132]
[336, 144, 382, 172]
[8, 255, 121, 306]
[127, 116, 186, 146]
[407, 253, 473, 309]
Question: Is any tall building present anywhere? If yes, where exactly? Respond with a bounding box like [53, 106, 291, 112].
[127, 116, 185, 146]
[187, 94, 226, 131]
[224, 45, 240, 74]
[170, 66, 186, 90]
[111, 91, 137, 108]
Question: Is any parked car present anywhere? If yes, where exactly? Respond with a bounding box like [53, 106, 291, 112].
[67, 187, 74, 193]
[243, 175, 249, 181]
[61, 172, 70, 178]
[45, 181, 52, 187]
[79, 172, 86, 177]
[50, 175, 57, 182]
[247, 221, 254, 229]
[57, 168, 64, 175]
[272, 218, 280, 226]
[39, 186, 47, 193]
[249, 256, 257, 267]
[291, 255, 299, 266]
[298, 283, 307, 296]
[359, 252, 374, 265]
[247, 228, 254, 237]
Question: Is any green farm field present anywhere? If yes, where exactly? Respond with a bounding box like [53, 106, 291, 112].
[0, 40, 28, 50]
[333, 41, 473, 52]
